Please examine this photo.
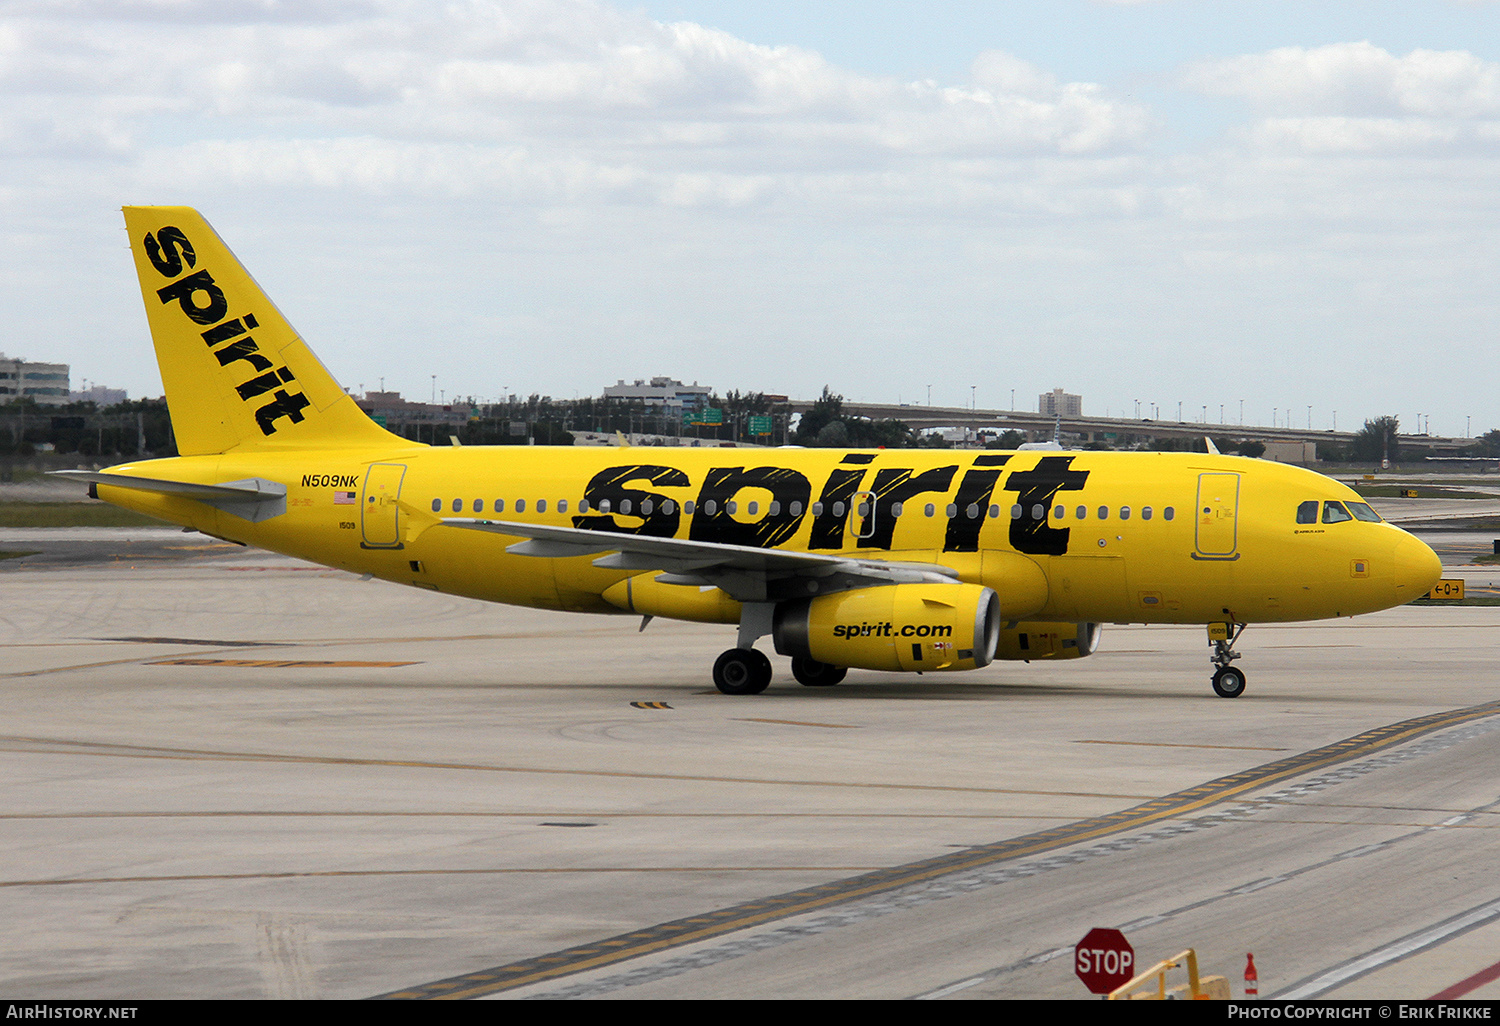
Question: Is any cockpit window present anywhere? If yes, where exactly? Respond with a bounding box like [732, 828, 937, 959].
[1322, 501, 1353, 524]
[1346, 501, 1383, 523]
[1296, 500, 1318, 524]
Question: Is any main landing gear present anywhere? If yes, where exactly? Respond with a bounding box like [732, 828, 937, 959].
[790, 657, 847, 687]
[710, 650, 850, 694]
[1209, 622, 1248, 698]
[712, 648, 773, 695]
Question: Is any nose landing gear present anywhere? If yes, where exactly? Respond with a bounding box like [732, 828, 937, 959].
[1209, 622, 1247, 698]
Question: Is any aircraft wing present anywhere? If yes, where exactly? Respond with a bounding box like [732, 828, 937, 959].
[440, 518, 957, 602]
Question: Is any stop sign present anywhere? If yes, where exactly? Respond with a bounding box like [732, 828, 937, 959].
[1075, 927, 1135, 994]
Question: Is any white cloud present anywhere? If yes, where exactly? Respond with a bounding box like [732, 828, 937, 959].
[0, 0, 1150, 200]
[1184, 42, 1500, 153]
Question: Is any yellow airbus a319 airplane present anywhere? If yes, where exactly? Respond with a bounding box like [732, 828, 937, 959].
[58, 207, 1443, 699]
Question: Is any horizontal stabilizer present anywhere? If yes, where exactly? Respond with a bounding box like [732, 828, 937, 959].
[51, 470, 287, 523]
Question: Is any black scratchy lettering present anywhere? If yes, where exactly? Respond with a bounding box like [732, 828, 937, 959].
[809, 466, 866, 550]
[144, 227, 195, 278]
[944, 455, 1011, 552]
[236, 371, 281, 400]
[214, 338, 273, 373]
[1004, 456, 1090, 556]
[202, 319, 247, 346]
[156, 270, 228, 326]
[255, 389, 311, 435]
[857, 465, 957, 550]
[573, 465, 689, 538]
[688, 467, 811, 548]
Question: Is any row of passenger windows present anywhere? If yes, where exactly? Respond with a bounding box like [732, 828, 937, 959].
[1297, 500, 1382, 525]
[431, 496, 1177, 522]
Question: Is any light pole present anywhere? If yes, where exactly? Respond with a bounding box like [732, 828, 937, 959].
[927, 384, 932, 406]
[1239, 399, 1244, 426]
[971, 385, 976, 410]
[1307, 406, 1311, 429]
[1134, 399, 1140, 419]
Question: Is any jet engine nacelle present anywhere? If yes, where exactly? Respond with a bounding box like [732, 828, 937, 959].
[994, 621, 1102, 661]
[773, 582, 1000, 673]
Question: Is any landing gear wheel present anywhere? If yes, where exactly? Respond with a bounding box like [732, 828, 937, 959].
[1212, 666, 1247, 699]
[714, 648, 772, 695]
[791, 657, 847, 687]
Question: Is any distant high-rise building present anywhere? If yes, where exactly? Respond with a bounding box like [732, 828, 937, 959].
[0, 353, 70, 405]
[1039, 388, 1082, 418]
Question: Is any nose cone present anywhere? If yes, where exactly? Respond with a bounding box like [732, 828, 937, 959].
[1394, 533, 1442, 602]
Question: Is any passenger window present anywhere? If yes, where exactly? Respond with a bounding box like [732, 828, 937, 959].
[597, 500, 608, 513]
[684, 500, 695, 515]
[1076, 505, 1088, 519]
[1322, 501, 1352, 524]
[1164, 507, 1175, 520]
[811, 502, 822, 516]
[704, 500, 717, 516]
[640, 500, 652, 516]
[788, 501, 800, 516]
[832, 501, 845, 517]
[1011, 504, 1023, 519]
[473, 499, 484, 513]
[1120, 506, 1131, 521]
[947, 504, 958, 519]
[1142, 507, 1153, 521]
[858, 502, 870, 518]
[662, 499, 675, 515]
[747, 501, 758, 515]
[1031, 504, 1045, 519]
[925, 503, 936, 518]
[1053, 505, 1065, 520]
[1097, 506, 1109, 520]
[430, 498, 442, 512]
[1347, 502, 1382, 523]
[536, 499, 547, 513]
[892, 501, 904, 517]
[453, 499, 464, 513]
[495, 499, 505, 513]
[1296, 500, 1318, 525]
[967, 503, 980, 519]
[557, 499, 568, 513]
[768, 501, 780, 516]
[576, 499, 586, 513]
[516, 499, 526, 513]
[989, 504, 1001, 519]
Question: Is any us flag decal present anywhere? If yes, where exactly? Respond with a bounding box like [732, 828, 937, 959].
[334, 491, 356, 504]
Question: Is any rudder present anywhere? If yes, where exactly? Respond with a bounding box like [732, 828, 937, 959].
[123, 206, 407, 455]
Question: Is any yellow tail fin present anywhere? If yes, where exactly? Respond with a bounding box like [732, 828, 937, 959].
[123, 206, 408, 455]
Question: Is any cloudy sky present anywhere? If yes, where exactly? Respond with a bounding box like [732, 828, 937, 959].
[3, 0, 1498, 437]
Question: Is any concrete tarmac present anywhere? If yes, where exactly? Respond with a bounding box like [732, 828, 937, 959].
[0, 533, 1497, 1000]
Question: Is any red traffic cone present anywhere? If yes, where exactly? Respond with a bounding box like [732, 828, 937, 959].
[1244, 953, 1259, 998]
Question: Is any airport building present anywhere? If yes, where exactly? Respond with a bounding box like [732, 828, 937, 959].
[1039, 388, 1082, 418]
[355, 390, 472, 433]
[69, 384, 128, 406]
[603, 377, 711, 413]
[0, 354, 71, 405]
